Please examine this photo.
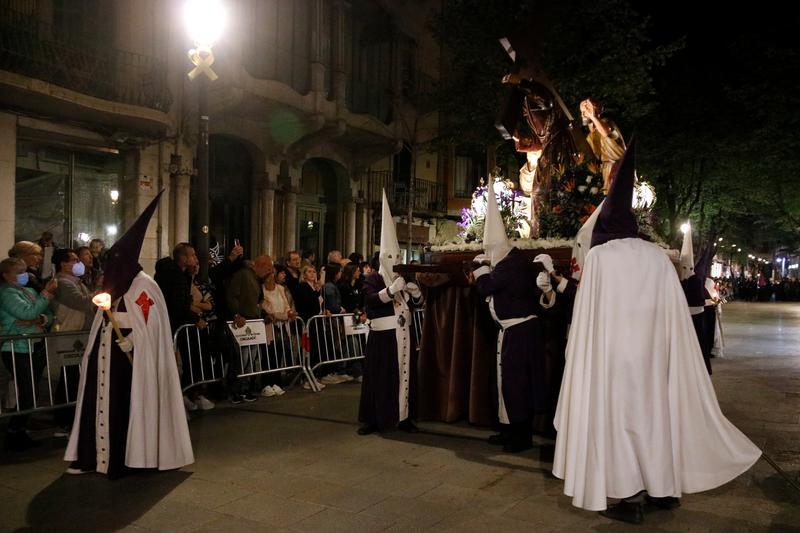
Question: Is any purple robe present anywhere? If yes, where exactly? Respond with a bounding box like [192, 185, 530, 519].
[358, 273, 421, 429]
[476, 248, 546, 423]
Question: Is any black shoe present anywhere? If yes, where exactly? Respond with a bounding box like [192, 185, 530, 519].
[502, 439, 533, 453]
[243, 393, 258, 402]
[357, 425, 378, 436]
[397, 420, 419, 433]
[600, 501, 645, 525]
[645, 495, 681, 510]
[488, 433, 510, 445]
[230, 394, 245, 404]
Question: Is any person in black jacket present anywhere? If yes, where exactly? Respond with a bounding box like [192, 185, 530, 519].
[154, 243, 203, 333]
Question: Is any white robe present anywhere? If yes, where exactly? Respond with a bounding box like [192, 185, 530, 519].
[65, 272, 194, 471]
[553, 238, 760, 511]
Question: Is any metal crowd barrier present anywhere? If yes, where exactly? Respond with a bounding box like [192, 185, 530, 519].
[412, 308, 424, 346]
[304, 309, 425, 393]
[0, 329, 89, 418]
[174, 308, 426, 396]
[173, 322, 227, 393]
[228, 318, 314, 385]
[305, 313, 369, 387]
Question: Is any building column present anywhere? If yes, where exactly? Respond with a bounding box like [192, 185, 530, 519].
[173, 174, 191, 245]
[284, 164, 301, 252]
[355, 201, 365, 257]
[344, 199, 356, 255]
[283, 187, 298, 252]
[0, 113, 17, 255]
[361, 203, 370, 258]
[261, 183, 276, 255]
[365, 206, 374, 258]
[331, 0, 351, 105]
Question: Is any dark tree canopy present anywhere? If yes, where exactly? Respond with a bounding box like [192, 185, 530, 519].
[429, 0, 800, 254]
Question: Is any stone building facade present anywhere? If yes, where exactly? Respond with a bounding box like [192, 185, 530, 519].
[0, 0, 449, 271]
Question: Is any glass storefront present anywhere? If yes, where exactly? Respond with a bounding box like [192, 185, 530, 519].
[15, 140, 124, 248]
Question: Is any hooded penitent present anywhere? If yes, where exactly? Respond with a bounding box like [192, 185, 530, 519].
[681, 231, 707, 310]
[591, 139, 638, 248]
[553, 140, 760, 512]
[570, 199, 604, 282]
[378, 190, 401, 287]
[483, 183, 513, 266]
[679, 224, 695, 281]
[102, 190, 164, 301]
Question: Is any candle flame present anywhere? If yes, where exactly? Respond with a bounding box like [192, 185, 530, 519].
[92, 292, 112, 310]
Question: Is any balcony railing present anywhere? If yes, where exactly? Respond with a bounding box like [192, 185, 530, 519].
[366, 170, 446, 215]
[0, 6, 172, 113]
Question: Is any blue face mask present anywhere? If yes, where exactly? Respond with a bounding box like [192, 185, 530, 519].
[72, 262, 86, 277]
[16, 272, 29, 286]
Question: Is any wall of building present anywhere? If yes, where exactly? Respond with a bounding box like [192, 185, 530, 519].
[0, 0, 446, 270]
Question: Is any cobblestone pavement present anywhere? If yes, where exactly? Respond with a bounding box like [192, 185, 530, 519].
[0, 301, 798, 532]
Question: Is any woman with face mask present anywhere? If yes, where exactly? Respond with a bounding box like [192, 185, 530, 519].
[50, 249, 96, 435]
[0, 257, 57, 451]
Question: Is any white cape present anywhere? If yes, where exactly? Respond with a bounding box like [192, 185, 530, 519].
[65, 272, 194, 471]
[553, 238, 760, 511]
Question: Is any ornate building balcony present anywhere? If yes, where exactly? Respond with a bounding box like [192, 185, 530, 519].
[366, 170, 447, 216]
[0, 4, 172, 133]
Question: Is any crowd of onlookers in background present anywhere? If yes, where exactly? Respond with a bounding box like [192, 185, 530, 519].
[723, 275, 800, 302]
[0, 233, 107, 450]
[0, 230, 385, 450]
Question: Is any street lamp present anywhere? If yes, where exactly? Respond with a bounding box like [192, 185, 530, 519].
[680, 222, 690, 234]
[184, 0, 226, 281]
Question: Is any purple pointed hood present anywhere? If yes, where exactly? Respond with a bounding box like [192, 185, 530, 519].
[102, 190, 164, 301]
[591, 139, 638, 248]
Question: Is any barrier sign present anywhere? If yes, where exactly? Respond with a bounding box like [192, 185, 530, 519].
[228, 320, 267, 346]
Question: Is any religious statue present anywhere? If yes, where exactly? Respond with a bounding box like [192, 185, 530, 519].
[580, 98, 626, 194]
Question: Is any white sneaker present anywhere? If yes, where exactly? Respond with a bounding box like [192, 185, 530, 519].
[338, 374, 355, 382]
[261, 385, 277, 397]
[271, 384, 286, 396]
[320, 374, 341, 385]
[183, 395, 198, 411]
[302, 379, 325, 390]
[65, 467, 94, 475]
[355, 376, 363, 383]
[195, 395, 215, 410]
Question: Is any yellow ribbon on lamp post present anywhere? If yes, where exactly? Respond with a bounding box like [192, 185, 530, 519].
[187, 45, 218, 81]
[92, 292, 133, 364]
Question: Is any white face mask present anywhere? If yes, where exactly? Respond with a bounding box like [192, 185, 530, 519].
[72, 262, 86, 277]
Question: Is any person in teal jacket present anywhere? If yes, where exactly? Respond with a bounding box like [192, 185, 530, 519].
[0, 257, 57, 451]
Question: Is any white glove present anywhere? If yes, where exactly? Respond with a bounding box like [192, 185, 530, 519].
[473, 254, 489, 265]
[406, 282, 422, 299]
[389, 277, 406, 295]
[116, 336, 134, 354]
[536, 271, 552, 293]
[534, 254, 554, 273]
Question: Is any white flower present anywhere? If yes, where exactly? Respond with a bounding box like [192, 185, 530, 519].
[586, 176, 593, 184]
[577, 185, 587, 193]
[590, 187, 599, 194]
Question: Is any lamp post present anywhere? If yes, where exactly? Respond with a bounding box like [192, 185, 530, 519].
[184, 0, 225, 281]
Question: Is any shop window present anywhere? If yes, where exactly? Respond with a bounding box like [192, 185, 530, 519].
[15, 141, 123, 248]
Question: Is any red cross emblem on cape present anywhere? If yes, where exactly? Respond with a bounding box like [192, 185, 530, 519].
[570, 256, 580, 274]
[136, 291, 155, 323]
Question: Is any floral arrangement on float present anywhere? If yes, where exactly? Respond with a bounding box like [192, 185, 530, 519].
[431, 159, 662, 253]
[537, 159, 604, 239]
[456, 168, 528, 242]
